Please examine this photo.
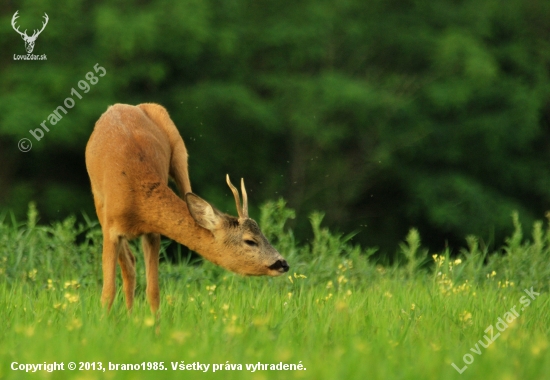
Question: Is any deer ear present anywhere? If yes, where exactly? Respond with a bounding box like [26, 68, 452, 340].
[185, 193, 223, 231]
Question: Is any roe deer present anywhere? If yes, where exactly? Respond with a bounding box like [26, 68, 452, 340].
[85, 103, 289, 314]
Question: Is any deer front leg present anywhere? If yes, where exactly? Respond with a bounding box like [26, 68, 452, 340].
[142, 233, 161, 315]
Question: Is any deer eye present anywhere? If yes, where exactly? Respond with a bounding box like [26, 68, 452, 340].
[244, 239, 258, 247]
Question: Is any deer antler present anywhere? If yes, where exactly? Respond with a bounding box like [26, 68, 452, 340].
[226, 174, 249, 219]
[240, 178, 248, 218]
[11, 11, 27, 38]
[11, 11, 48, 39]
[31, 13, 48, 38]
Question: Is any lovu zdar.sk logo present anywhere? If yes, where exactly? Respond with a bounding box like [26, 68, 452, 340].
[11, 10, 48, 60]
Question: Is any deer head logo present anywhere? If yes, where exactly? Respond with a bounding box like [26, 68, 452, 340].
[11, 11, 48, 54]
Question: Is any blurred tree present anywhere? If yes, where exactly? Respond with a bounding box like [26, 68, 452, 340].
[0, 0, 549, 255]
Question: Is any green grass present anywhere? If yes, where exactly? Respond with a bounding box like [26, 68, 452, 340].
[0, 202, 549, 379]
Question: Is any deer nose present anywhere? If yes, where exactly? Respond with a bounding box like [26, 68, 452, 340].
[269, 259, 289, 272]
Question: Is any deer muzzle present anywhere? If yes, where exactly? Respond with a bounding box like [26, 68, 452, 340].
[268, 259, 290, 274]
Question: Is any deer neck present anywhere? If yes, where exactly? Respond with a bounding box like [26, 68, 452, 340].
[141, 184, 223, 265]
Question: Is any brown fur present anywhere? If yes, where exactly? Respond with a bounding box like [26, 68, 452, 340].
[85, 103, 288, 315]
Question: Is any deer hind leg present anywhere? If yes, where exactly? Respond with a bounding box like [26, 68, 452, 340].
[142, 233, 161, 314]
[101, 233, 121, 311]
[118, 239, 136, 311]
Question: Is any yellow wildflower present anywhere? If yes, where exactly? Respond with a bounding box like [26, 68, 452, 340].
[337, 275, 348, 284]
[64, 293, 79, 303]
[28, 269, 37, 281]
[64, 280, 80, 289]
[67, 318, 82, 331]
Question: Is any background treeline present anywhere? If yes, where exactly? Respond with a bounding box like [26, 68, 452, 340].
[1, 0, 550, 255]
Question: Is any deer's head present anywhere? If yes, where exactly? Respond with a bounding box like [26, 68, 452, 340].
[11, 11, 48, 54]
[185, 175, 289, 276]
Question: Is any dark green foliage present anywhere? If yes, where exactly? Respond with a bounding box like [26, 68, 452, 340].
[1, 0, 550, 255]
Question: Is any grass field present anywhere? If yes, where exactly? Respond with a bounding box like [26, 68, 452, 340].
[1, 201, 549, 379]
